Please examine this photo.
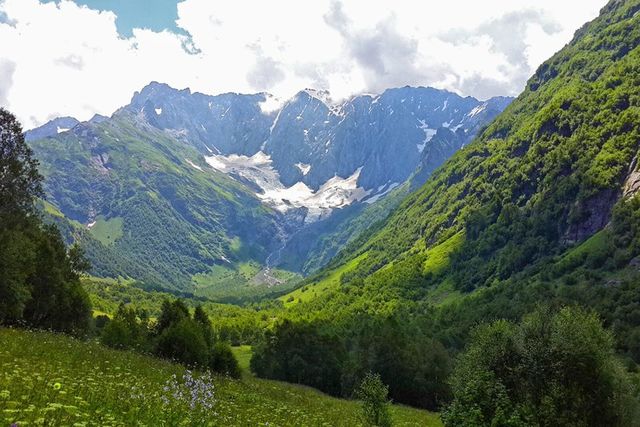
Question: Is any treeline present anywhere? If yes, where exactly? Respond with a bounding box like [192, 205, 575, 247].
[0, 108, 91, 333]
[251, 310, 452, 410]
[252, 306, 640, 425]
[99, 299, 240, 378]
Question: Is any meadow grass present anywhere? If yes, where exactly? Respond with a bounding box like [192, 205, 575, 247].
[0, 328, 442, 426]
[279, 253, 368, 308]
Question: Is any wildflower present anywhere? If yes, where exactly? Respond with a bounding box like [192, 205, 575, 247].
[53, 382, 62, 390]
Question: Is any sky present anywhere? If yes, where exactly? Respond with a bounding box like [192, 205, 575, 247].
[0, 0, 607, 129]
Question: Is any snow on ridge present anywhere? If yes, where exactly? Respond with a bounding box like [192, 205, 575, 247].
[56, 127, 70, 134]
[303, 88, 333, 106]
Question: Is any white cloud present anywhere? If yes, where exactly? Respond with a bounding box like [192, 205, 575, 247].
[0, 0, 606, 128]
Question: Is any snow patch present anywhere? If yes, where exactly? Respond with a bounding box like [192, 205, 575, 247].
[155, 108, 162, 115]
[87, 221, 96, 229]
[204, 152, 369, 222]
[468, 103, 487, 118]
[56, 127, 70, 134]
[365, 182, 400, 204]
[186, 159, 203, 171]
[295, 163, 311, 175]
[304, 88, 333, 106]
[417, 120, 437, 153]
[259, 94, 285, 114]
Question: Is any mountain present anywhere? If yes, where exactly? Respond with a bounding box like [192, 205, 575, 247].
[278, 0, 640, 361]
[29, 112, 288, 295]
[116, 82, 509, 223]
[24, 116, 80, 141]
[27, 84, 509, 297]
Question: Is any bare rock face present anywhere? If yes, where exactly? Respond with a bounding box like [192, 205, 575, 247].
[122, 83, 512, 198]
[623, 157, 640, 197]
[563, 189, 620, 245]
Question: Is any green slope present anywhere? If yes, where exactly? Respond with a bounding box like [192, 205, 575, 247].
[278, 0, 640, 359]
[0, 328, 441, 426]
[29, 112, 291, 295]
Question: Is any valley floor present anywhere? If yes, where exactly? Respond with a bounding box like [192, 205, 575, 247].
[0, 328, 441, 426]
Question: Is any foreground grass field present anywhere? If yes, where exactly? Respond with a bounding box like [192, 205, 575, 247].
[0, 328, 441, 426]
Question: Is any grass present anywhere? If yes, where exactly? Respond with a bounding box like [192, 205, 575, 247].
[193, 262, 301, 303]
[230, 345, 253, 378]
[88, 216, 124, 246]
[422, 232, 464, 275]
[0, 328, 442, 426]
[280, 253, 368, 308]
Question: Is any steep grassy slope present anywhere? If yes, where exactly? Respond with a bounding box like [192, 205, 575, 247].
[30, 112, 286, 293]
[333, 0, 640, 283]
[276, 0, 640, 359]
[0, 328, 441, 426]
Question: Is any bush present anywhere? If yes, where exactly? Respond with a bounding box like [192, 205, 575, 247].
[155, 319, 209, 367]
[442, 306, 640, 427]
[209, 342, 241, 378]
[356, 373, 392, 427]
[101, 304, 147, 350]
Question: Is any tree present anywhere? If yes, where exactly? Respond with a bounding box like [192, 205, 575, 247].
[102, 304, 148, 350]
[0, 109, 90, 332]
[0, 108, 42, 219]
[193, 305, 213, 347]
[156, 299, 190, 334]
[155, 318, 209, 367]
[209, 341, 241, 379]
[22, 224, 91, 332]
[442, 306, 640, 427]
[357, 373, 392, 427]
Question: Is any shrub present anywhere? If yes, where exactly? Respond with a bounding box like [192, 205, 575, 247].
[155, 319, 209, 367]
[442, 306, 640, 427]
[356, 373, 392, 427]
[209, 342, 241, 378]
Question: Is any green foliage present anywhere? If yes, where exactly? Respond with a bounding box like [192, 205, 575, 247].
[100, 297, 244, 378]
[0, 327, 441, 426]
[155, 318, 210, 367]
[156, 299, 190, 334]
[209, 341, 242, 379]
[84, 277, 270, 345]
[251, 312, 452, 410]
[442, 307, 640, 427]
[251, 320, 346, 395]
[29, 112, 288, 294]
[101, 303, 149, 350]
[0, 108, 43, 217]
[0, 108, 91, 333]
[357, 373, 392, 427]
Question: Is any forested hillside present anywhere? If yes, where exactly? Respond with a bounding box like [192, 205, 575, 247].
[250, 0, 640, 420]
[29, 112, 287, 293]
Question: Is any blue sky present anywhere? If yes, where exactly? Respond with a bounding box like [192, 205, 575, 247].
[43, 0, 181, 37]
[0, 0, 607, 128]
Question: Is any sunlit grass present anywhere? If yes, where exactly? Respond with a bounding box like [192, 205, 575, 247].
[0, 328, 441, 426]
